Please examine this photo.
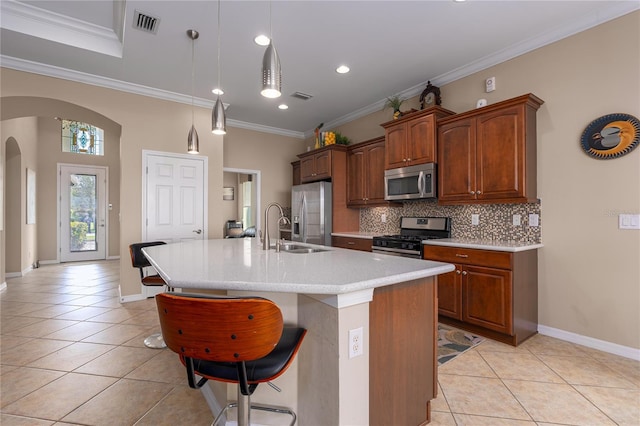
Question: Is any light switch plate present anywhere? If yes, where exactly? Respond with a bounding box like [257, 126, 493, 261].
[471, 214, 480, 226]
[619, 214, 640, 229]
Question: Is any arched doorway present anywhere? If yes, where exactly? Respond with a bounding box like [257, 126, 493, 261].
[1, 96, 122, 275]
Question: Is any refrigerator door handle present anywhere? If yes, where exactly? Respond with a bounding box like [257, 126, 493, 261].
[301, 194, 307, 242]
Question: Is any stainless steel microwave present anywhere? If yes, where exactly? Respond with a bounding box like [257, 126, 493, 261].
[384, 163, 436, 201]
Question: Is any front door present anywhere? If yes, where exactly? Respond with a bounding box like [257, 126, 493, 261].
[59, 164, 108, 262]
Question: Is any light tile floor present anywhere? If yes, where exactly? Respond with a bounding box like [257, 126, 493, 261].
[1, 261, 639, 425]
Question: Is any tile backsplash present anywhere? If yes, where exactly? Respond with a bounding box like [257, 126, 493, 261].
[360, 200, 541, 243]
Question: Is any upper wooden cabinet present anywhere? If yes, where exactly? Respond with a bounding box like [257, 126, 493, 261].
[296, 145, 359, 232]
[381, 106, 455, 170]
[437, 94, 544, 204]
[347, 137, 390, 207]
[298, 147, 332, 183]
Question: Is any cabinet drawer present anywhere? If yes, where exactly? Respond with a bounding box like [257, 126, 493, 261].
[423, 246, 511, 269]
[332, 236, 372, 252]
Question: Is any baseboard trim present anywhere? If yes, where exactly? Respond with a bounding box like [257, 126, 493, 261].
[39, 259, 59, 265]
[106, 255, 120, 260]
[0, 282, 6, 291]
[119, 291, 147, 304]
[5, 271, 22, 278]
[538, 324, 640, 361]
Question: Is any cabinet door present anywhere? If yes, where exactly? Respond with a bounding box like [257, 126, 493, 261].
[299, 156, 316, 182]
[438, 118, 476, 202]
[384, 123, 407, 169]
[407, 114, 436, 165]
[365, 141, 387, 203]
[463, 265, 513, 334]
[347, 148, 366, 205]
[291, 161, 301, 186]
[314, 151, 332, 180]
[476, 105, 525, 200]
[437, 268, 462, 320]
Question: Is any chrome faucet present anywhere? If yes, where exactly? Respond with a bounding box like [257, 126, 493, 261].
[262, 202, 290, 250]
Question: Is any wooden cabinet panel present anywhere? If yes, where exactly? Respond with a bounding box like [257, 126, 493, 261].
[331, 236, 372, 252]
[463, 266, 513, 334]
[291, 160, 301, 186]
[299, 149, 332, 183]
[424, 245, 537, 346]
[438, 118, 476, 202]
[346, 137, 392, 207]
[437, 269, 462, 320]
[382, 107, 455, 170]
[407, 113, 437, 164]
[437, 94, 543, 205]
[384, 124, 408, 169]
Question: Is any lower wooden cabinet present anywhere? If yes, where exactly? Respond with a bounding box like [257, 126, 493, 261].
[331, 236, 372, 252]
[423, 245, 538, 346]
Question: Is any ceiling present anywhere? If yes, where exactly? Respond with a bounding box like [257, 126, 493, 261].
[1, 1, 638, 138]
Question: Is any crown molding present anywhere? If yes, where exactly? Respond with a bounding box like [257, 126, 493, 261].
[1, 55, 305, 139]
[0, 0, 123, 57]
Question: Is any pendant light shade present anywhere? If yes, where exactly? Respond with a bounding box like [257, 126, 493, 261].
[187, 29, 199, 154]
[212, 0, 226, 135]
[261, 40, 281, 98]
[212, 97, 226, 135]
[187, 125, 199, 154]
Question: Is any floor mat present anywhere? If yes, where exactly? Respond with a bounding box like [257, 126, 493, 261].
[437, 323, 484, 365]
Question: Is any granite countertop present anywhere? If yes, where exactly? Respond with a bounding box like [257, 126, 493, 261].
[143, 238, 454, 306]
[331, 231, 384, 239]
[423, 238, 543, 252]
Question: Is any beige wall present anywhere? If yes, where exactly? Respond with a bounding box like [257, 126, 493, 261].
[2, 117, 38, 274]
[223, 126, 304, 237]
[329, 12, 640, 350]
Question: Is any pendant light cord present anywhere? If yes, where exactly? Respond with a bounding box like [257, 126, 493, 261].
[217, 0, 221, 91]
[191, 36, 195, 124]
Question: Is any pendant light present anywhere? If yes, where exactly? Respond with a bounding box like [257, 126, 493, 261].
[187, 29, 200, 154]
[211, 0, 226, 135]
[261, 1, 281, 98]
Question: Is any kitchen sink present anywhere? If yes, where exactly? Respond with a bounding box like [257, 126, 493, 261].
[273, 243, 329, 254]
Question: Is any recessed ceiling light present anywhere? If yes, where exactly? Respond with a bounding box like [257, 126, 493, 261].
[212, 88, 224, 95]
[278, 104, 289, 110]
[336, 65, 350, 74]
[254, 35, 270, 46]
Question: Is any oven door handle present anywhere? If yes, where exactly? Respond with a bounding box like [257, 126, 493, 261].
[372, 246, 421, 258]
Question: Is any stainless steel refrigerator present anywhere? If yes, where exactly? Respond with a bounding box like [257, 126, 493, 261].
[291, 181, 332, 246]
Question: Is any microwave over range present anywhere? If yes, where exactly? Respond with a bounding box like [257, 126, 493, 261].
[384, 163, 436, 201]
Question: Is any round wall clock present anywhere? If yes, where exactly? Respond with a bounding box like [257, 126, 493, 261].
[580, 113, 640, 159]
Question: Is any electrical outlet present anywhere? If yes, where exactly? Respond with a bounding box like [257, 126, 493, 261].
[381, 213, 387, 223]
[349, 327, 363, 359]
[513, 214, 521, 226]
[529, 213, 539, 227]
[471, 214, 480, 226]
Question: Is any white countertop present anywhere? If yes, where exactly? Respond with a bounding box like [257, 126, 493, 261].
[143, 238, 454, 307]
[423, 238, 543, 252]
[331, 231, 384, 239]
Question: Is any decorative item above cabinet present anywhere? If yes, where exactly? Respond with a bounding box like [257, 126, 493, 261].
[381, 106, 456, 170]
[437, 94, 544, 205]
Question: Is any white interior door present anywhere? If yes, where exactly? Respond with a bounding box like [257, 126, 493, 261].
[144, 151, 208, 243]
[59, 164, 107, 262]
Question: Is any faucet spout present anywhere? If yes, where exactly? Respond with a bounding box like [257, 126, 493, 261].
[263, 202, 287, 250]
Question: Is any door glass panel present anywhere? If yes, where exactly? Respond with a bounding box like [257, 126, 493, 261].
[69, 173, 97, 252]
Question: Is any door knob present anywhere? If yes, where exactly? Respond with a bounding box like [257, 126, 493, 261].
[193, 229, 202, 234]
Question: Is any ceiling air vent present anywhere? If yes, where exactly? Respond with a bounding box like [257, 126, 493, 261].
[133, 10, 160, 34]
[291, 92, 313, 101]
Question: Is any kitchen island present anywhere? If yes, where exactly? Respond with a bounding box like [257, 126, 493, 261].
[143, 238, 454, 426]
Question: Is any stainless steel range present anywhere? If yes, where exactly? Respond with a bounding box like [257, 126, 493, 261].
[372, 217, 451, 258]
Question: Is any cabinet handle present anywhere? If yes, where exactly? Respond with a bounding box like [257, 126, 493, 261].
[477, 190, 482, 194]
[455, 254, 469, 258]
[403, 158, 407, 162]
[407, 158, 412, 162]
[347, 242, 355, 245]
[462, 271, 468, 275]
[470, 191, 475, 195]
[456, 270, 461, 274]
